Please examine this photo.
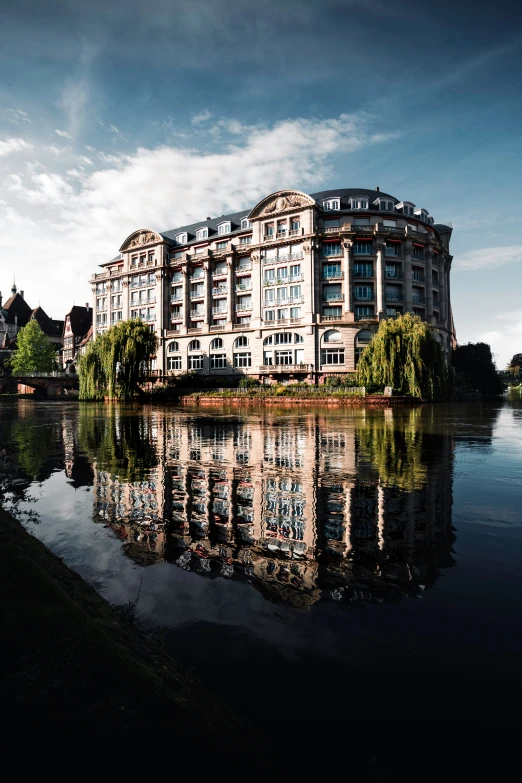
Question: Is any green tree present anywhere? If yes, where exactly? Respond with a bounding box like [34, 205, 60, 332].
[78, 319, 158, 400]
[8, 320, 56, 374]
[356, 313, 450, 401]
[451, 342, 504, 395]
[508, 353, 522, 377]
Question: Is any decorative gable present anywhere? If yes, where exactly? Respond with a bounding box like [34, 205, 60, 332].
[248, 190, 315, 220]
[119, 229, 163, 252]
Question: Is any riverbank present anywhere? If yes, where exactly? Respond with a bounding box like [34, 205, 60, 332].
[179, 393, 423, 406]
[0, 508, 253, 746]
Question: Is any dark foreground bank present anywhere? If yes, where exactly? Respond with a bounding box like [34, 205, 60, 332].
[0, 509, 254, 748]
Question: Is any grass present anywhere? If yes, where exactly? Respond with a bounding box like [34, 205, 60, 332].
[0, 508, 256, 747]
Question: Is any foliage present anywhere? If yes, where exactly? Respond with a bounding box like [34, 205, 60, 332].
[451, 342, 504, 396]
[78, 320, 157, 400]
[10, 418, 59, 480]
[8, 320, 56, 374]
[509, 353, 522, 369]
[238, 377, 260, 389]
[356, 313, 450, 401]
[324, 373, 357, 388]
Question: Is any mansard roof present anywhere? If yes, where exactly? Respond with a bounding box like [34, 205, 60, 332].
[2, 292, 32, 326]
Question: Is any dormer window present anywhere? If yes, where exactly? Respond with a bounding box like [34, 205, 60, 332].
[396, 202, 415, 217]
[241, 218, 252, 230]
[414, 208, 429, 222]
[350, 197, 369, 210]
[323, 198, 340, 211]
[176, 232, 188, 244]
[374, 198, 394, 212]
[218, 222, 231, 236]
[196, 227, 209, 241]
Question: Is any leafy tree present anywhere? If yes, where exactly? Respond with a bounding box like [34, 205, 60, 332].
[8, 320, 56, 374]
[451, 342, 504, 395]
[508, 353, 522, 377]
[78, 319, 158, 400]
[356, 313, 451, 401]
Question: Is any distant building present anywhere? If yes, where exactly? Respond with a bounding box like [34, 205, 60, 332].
[89, 186, 454, 383]
[62, 305, 93, 368]
[0, 283, 64, 368]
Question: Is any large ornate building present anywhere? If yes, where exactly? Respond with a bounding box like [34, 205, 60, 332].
[89, 188, 453, 381]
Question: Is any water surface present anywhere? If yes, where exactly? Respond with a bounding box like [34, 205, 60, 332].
[1, 396, 521, 726]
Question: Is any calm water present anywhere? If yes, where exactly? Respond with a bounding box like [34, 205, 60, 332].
[1, 396, 521, 727]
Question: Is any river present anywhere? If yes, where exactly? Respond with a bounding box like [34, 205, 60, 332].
[1, 396, 521, 727]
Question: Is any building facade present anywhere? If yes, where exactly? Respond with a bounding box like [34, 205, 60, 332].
[89, 188, 454, 382]
[62, 305, 93, 368]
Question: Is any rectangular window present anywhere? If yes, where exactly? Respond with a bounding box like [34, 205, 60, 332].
[210, 354, 227, 369]
[264, 310, 275, 321]
[189, 355, 203, 370]
[264, 289, 275, 303]
[265, 223, 274, 236]
[412, 245, 424, 261]
[277, 221, 287, 235]
[239, 236, 251, 245]
[291, 219, 300, 230]
[234, 352, 251, 368]
[264, 268, 275, 282]
[290, 285, 301, 298]
[277, 267, 288, 280]
[353, 217, 370, 225]
[171, 307, 182, 318]
[385, 264, 401, 278]
[216, 242, 227, 250]
[277, 309, 289, 320]
[355, 306, 374, 318]
[386, 307, 403, 317]
[353, 240, 373, 255]
[172, 271, 182, 283]
[275, 333, 292, 344]
[131, 255, 138, 267]
[168, 356, 182, 370]
[321, 349, 345, 365]
[290, 307, 301, 319]
[354, 285, 374, 300]
[275, 350, 293, 365]
[353, 262, 373, 277]
[289, 264, 301, 279]
[277, 287, 288, 302]
[385, 242, 401, 257]
[322, 242, 341, 257]
[263, 351, 273, 365]
[323, 262, 341, 279]
[323, 306, 341, 318]
[323, 284, 342, 301]
[383, 219, 397, 227]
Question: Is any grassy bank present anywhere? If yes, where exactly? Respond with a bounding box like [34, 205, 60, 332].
[0, 508, 253, 745]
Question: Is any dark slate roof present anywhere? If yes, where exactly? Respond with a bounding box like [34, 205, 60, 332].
[65, 305, 93, 338]
[433, 223, 452, 232]
[158, 189, 400, 248]
[2, 293, 32, 327]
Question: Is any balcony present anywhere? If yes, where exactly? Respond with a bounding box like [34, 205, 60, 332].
[379, 225, 404, 235]
[353, 270, 373, 278]
[351, 224, 375, 233]
[263, 234, 274, 242]
[96, 306, 107, 312]
[289, 273, 304, 283]
[412, 296, 426, 304]
[276, 231, 287, 239]
[323, 226, 340, 233]
[355, 313, 377, 321]
[353, 293, 374, 301]
[170, 294, 183, 302]
[233, 321, 250, 329]
[385, 293, 403, 302]
[322, 293, 344, 302]
[190, 310, 205, 319]
[190, 290, 205, 300]
[262, 252, 303, 265]
[213, 306, 227, 315]
[319, 315, 343, 322]
[187, 327, 202, 334]
[288, 295, 304, 304]
[236, 284, 252, 293]
[236, 302, 252, 312]
[322, 271, 343, 280]
[210, 324, 225, 331]
[212, 270, 227, 279]
[412, 275, 425, 283]
[170, 315, 183, 323]
[259, 364, 310, 373]
[289, 228, 301, 236]
[213, 287, 228, 296]
[236, 262, 252, 273]
[385, 270, 403, 279]
[190, 273, 204, 282]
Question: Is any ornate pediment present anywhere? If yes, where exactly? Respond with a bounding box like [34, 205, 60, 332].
[248, 190, 315, 220]
[119, 229, 163, 252]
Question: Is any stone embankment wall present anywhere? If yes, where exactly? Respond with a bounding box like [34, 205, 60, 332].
[180, 395, 422, 407]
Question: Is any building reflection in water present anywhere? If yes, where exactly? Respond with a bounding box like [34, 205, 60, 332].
[82, 406, 456, 607]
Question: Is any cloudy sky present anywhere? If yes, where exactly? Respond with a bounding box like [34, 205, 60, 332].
[1, 0, 521, 366]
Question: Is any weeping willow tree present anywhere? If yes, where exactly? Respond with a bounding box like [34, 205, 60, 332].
[356, 313, 451, 401]
[78, 320, 157, 400]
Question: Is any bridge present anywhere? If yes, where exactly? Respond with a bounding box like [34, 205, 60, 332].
[14, 371, 80, 397]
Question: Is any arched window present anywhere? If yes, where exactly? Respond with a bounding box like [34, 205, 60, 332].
[294, 333, 304, 344]
[188, 340, 201, 351]
[263, 335, 273, 345]
[355, 329, 374, 346]
[210, 337, 223, 350]
[168, 341, 179, 352]
[323, 329, 342, 343]
[234, 336, 249, 348]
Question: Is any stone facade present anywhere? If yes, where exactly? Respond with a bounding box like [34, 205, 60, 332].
[89, 188, 454, 382]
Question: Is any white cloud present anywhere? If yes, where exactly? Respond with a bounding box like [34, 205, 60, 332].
[0, 137, 32, 158]
[191, 109, 213, 125]
[98, 121, 128, 141]
[456, 244, 522, 270]
[55, 129, 74, 140]
[5, 109, 31, 125]
[475, 318, 522, 370]
[0, 112, 397, 321]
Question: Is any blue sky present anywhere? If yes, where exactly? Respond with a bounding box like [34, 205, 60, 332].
[0, 0, 521, 366]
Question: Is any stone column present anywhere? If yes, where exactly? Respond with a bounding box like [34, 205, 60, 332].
[155, 269, 165, 373]
[250, 251, 262, 329]
[445, 255, 453, 331]
[203, 260, 210, 328]
[438, 258, 446, 324]
[181, 266, 190, 335]
[343, 240, 353, 316]
[425, 246, 433, 322]
[375, 241, 385, 318]
[404, 240, 413, 313]
[226, 255, 235, 327]
[91, 285, 98, 338]
[302, 242, 316, 323]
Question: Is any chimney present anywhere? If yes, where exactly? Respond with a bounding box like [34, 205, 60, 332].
[20, 290, 24, 300]
[206, 216, 211, 221]
[375, 186, 380, 192]
[85, 303, 90, 312]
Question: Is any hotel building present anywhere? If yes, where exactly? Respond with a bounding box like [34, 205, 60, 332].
[89, 188, 454, 382]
